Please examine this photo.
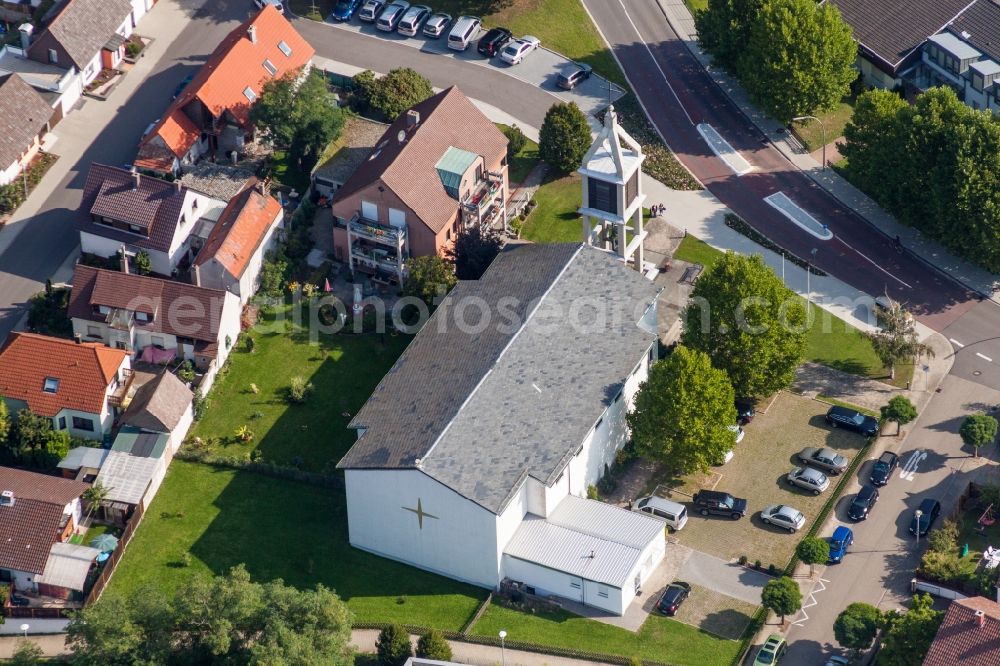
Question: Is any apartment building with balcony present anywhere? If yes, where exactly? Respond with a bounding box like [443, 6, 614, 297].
[330, 86, 509, 285]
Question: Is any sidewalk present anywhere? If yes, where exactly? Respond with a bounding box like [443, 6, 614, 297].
[654, 0, 1000, 302]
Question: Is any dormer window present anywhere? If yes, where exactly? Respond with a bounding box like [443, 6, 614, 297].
[43, 377, 59, 393]
[243, 86, 257, 102]
[98, 305, 111, 315]
[135, 311, 150, 323]
[129, 224, 142, 233]
[262, 59, 277, 76]
[277, 41, 292, 57]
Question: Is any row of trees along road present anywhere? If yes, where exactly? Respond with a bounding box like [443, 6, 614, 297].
[628, 253, 807, 476]
[695, 0, 857, 123]
[841, 86, 1000, 272]
[833, 594, 943, 663]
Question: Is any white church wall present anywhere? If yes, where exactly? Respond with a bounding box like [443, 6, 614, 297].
[542, 468, 569, 517]
[525, 476, 546, 516]
[501, 556, 585, 604]
[495, 483, 528, 565]
[344, 468, 502, 588]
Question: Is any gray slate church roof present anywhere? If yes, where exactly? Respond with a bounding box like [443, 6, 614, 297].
[339, 243, 660, 514]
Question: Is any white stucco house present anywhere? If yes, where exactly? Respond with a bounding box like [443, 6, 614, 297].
[338, 243, 666, 616]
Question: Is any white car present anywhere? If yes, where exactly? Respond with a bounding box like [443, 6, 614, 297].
[397, 5, 431, 36]
[376, 0, 410, 31]
[786, 466, 830, 495]
[728, 424, 745, 444]
[422, 12, 451, 38]
[499, 35, 540, 65]
[761, 504, 806, 532]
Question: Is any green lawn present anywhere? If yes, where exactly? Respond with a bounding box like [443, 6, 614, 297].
[684, 0, 708, 13]
[673, 234, 725, 271]
[497, 124, 540, 185]
[106, 461, 486, 629]
[71, 523, 121, 545]
[269, 149, 312, 193]
[791, 97, 856, 153]
[519, 173, 582, 243]
[191, 305, 409, 470]
[472, 602, 741, 666]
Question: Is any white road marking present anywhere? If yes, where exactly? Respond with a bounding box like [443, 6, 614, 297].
[900, 449, 927, 482]
[950, 338, 965, 348]
[833, 234, 913, 289]
[764, 192, 834, 240]
[696, 124, 753, 175]
[791, 577, 828, 627]
[976, 352, 993, 362]
[613, 0, 695, 126]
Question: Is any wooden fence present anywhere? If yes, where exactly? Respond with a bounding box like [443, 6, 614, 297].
[83, 500, 146, 606]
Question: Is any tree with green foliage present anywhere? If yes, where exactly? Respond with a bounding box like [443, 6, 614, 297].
[402, 255, 457, 308]
[67, 565, 353, 665]
[761, 576, 802, 623]
[133, 250, 152, 276]
[881, 396, 918, 436]
[834, 602, 881, 653]
[447, 226, 504, 280]
[10, 409, 51, 463]
[539, 102, 592, 174]
[252, 69, 345, 167]
[865, 301, 932, 380]
[795, 536, 830, 577]
[82, 482, 109, 524]
[355, 68, 434, 121]
[695, 0, 767, 72]
[416, 629, 452, 661]
[840, 89, 909, 208]
[626, 346, 736, 475]
[376, 624, 412, 666]
[0, 399, 9, 447]
[877, 593, 943, 666]
[960, 414, 998, 457]
[740, 0, 857, 123]
[502, 124, 527, 156]
[10, 640, 44, 665]
[26, 286, 73, 338]
[682, 252, 806, 398]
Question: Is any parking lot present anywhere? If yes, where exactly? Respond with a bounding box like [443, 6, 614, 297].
[663, 392, 866, 566]
[320, 13, 624, 120]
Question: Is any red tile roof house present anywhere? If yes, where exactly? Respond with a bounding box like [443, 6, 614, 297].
[0, 466, 96, 601]
[192, 182, 284, 305]
[67, 265, 242, 393]
[0, 332, 130, 440]
[76, 163, 228, 277]
[22, 0, 136, 88]
[330, 86, 508, 285]
[134, 5, 315, 176]
[0, 72, 53, 186]
[924, 596, 1000, 665]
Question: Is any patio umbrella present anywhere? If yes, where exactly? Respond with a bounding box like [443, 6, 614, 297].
[324, 278, 332, 293]
[89, 534, 119, 552]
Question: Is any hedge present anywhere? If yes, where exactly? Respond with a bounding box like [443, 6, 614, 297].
[724, 213, 827, 277]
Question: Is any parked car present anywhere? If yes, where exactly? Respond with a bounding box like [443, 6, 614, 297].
[870, 451, 899, 486]
[826, 405, 880, 437]
[847, 485, 879, 521]
[634, 496, 688, 531]
[447, 15, 481, 51]
[761, 504, 806, 532]
[827, 525, 854, 563]
[736, 398, 756, 425]
[358, 0, 386, 22]
[654, 581, 691, 616]
[500, 35, 541, 65]
[909, 498, 941, 537]
[799, 447, 849, 475]
[729, 424, 745, 444]
[422, 12, 451, 38]
[376, 0, 410, 31]
[331, 0, 364, 20]
[397, 4, 430, 35]
[557, 61, 593, 89]
[693, 490, 748, 519]
[172, 73, 194, 100]
[786, 466, 830, 495]
[477, 26, 512, 57]
[253, 0, 284, 13]
[714, 448, 735, 466]
[9, 594, 29, 607]
[824, 656, 850, 666]
[754, 634, 787, 665]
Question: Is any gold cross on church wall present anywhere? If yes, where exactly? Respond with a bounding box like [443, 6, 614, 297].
[402, 498, 438, 529]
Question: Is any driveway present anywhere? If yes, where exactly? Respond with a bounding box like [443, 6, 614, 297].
[678, 550, 770, 606]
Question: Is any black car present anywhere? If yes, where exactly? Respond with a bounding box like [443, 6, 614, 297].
[477, 27, 512, 57]
[909, 498, 941, 536]
[693, 490, 748, 519]
[735, 399, 756, 425]
[826, 405, 880, 438]
[655, 581, 691, 616]
[556, 61, 593, 89]
[847, 485, 879, 521]
[870, 451, 899, 486]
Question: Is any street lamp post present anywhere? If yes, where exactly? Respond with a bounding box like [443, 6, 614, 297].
[499, 630, 507, 666]
[19, 623, 29, 639]
[915, 510, 923, 544]
[793, 115, 828, 170]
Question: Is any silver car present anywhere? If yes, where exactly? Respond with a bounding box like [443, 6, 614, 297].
[799, 446, 849, 475]
[422, 12, 451, 38]
[761, 504, 806, 532]
[786, 466, 830, 495]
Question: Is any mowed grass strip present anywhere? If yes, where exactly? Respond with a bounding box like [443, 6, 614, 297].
[472, 601, 741, 666]
[106, 461, 486, 629]
[519, 173, 582, 243]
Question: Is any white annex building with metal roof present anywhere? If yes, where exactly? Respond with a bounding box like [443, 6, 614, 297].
[338, 243, 666, 615]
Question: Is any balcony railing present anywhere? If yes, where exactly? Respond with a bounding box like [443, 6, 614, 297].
[105, 308, 134, 331]
[462, 175, 503, 213]
[349, 215, 407, 246]
[108, 368, 135, 408]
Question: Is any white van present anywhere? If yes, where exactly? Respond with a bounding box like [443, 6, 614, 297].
[634, 496, 688, 531]
[448, 15, 481, 51]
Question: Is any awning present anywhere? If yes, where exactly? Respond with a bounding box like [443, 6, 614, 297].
[104, 33, 127, 51]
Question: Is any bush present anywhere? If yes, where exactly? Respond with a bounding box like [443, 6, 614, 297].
[376, 624, 412, 666]
[416, 629, 451, 661]
[176, 361, 196, 383]
[26, 286, 72, 338]
[586, 485, 599, 500]
[133, 250, 152, 276]
[287, 376, 314, 404]
[358, 68, 434, 121]
[539, 102, 591, 174]
[503, 124, 527, 155]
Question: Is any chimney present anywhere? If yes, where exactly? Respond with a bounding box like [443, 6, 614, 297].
[248, 25, 257, 45]
[132, 171, 141, 190]
[17, 23, 32, 52]
[406, 110, 420, 128]
[74, 333, 82, 344]
[175, 179, 182, 192]
[0, 490, 14, 507]
[192, 262, 201, 287]
[258, 178, 270, 196]
[120, 246, 129, 274]
[976, 609, 986, 628]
